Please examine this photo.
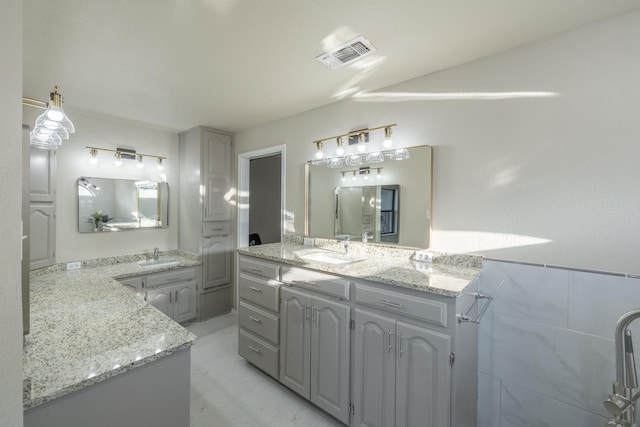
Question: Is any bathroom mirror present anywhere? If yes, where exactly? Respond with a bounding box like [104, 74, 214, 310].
[306, 145, 431, 248]
[77, 177, 169, 233]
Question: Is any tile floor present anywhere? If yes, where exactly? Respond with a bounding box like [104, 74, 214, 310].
[186, 312, 344, 427]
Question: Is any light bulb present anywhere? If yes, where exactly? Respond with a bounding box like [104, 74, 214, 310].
[89, 148, 98, 164]
[363, 171, 369, 180]
[114, 152, 123, 167]
[137, 155, 144, 169]
[156, 158, 164, 171]
[341, 173, 346, 182]
[315, 142, 324, 159]
[357, 133, 367, 152]
[352, 171, 358, 181]
[376, 170, 382, 180]
[357, 142, 366, 152]
[383, 127, 393, 148]
[336, 137, 345, 156]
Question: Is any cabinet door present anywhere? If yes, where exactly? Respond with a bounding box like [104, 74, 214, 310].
[202, 234, 231, 290]
[353, 309, 396, 427]
[279, 286, 311, 399]
[173, 283, 197, 323]
[396, 321, 451, 427]
[29, 203, 55, 270]
[202, 131, 232, 222]
[118, 276, 145, 300]
[310, 295, 351, 424]
[146, 287, 173, 319]
[30, 148, 56, 203]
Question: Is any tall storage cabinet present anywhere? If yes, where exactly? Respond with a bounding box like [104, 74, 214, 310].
[29, 146, 56, 270]
[179, 126, 233, 320]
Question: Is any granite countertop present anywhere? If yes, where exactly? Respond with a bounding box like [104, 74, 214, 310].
[23, 251, 200, 410]
[236, 240, 482, 297]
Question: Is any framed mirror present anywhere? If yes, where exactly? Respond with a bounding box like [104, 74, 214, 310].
[305, 145, 432, 248]
[77, 177, 169, 232]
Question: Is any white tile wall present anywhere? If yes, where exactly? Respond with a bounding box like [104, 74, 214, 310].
[478, 260, 640, 426]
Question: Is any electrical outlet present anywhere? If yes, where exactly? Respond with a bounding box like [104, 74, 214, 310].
[303, 237, 315, 246]
[67, 261, 81, 270]
[414, 262, 433, 272]
[414, 251, 433, 263]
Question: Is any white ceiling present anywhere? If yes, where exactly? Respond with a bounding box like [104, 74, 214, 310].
[23, 0, 640, 133]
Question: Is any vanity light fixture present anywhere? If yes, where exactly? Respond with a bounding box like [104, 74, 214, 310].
[340, 167, 383, 182]
[22, 86, 75, 150]
[86, 146, 167, 170]
[311, 123, 405, 168]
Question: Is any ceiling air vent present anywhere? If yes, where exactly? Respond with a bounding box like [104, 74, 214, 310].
[316, 35, 377, 70]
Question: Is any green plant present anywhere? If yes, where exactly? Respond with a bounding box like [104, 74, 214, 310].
[90, 210, 104, 224]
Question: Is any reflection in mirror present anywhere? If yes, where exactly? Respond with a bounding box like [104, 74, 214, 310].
[306, 145, 431, 248]
[334, 185, 400, 243]
[77, 177, 169, 233]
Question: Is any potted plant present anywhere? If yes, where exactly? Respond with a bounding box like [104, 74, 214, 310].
[90, 210, 104, 231]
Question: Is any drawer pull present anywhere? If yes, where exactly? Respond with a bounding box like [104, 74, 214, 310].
[249, 315, 262, 324]
[248, 286, 263, 293]
[293, 280, 317, 286]
[248, 345, 262, 354]
[211, 228, 224, 231]
[248, 267, 263, 273]
[380, 300, 405, 309]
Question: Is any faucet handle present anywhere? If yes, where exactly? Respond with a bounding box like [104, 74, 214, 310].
[337, 234, 350, 241]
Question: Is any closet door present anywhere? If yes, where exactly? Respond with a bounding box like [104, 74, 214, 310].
[29, 204, 55, 270]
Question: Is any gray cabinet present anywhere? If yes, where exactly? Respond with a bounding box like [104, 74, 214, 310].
[179, 126, 233, 320]
[202, 130, 232, 222]
[29, 147, 56, 270]
[353, 308, 452, 427]
[280, 286, 351, 424]
[117, 276, 145, 299]
[238, 256, 282, 379]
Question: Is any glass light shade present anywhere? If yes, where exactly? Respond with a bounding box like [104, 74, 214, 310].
[315, 149, 324, 160]
[383, 137, 393, 148]
[30, 128, 62, 150]
[357, 142, 366, 152]
[366, 151, 384, 163]
[345, 154, 365, 166]
[35, 105, 75, 134]
[391, 148, 410, 160]
[311, 158, 326, 166]
[327, 157, 344, 168]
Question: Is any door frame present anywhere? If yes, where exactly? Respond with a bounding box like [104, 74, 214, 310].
[235, 145, 286, 306]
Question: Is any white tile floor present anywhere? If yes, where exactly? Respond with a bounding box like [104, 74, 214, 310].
[186, 312, 344, 427]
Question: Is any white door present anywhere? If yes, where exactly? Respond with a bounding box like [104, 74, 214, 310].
[29, 203, 55, 270]
[279, 286, 311, 399]
[353, 308, 396, 427]
[396, 321, 451, 427]
[310, 295, 351, 424]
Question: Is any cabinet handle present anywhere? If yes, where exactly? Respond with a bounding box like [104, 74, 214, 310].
[249, 267, 263, 273]
[175, 290, 178, 303]
[388, 329, 393, 354]
[205, 207, 208, 218]
[169, 292, 172, 303]
[312, 306, 317, 324]
[380, 300, 405, 309]
[249, 315, 262, 324]
[248, 286, 263, 293]
[305, 304, 311, 320]
[398, 333, 404, 358]
[248, 345, 262, 354]
[211, 228, 223, 231]
[293, 280, 317, 286]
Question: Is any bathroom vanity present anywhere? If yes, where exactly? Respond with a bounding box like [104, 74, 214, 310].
[237, 239, 483, 427]
[23, 252, 199, 427]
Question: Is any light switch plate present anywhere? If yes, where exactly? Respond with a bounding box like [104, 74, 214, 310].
[414, 250, 433, 263]
[67, 261, 81, 270]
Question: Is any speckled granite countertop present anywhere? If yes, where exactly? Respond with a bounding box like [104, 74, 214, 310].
[236, 238, 481, 297]
[23, 250, 199, 410]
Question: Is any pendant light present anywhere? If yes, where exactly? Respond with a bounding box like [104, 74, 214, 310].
[29, 86, 75, 150]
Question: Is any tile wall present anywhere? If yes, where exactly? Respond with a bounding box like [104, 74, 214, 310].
[478, 260, 640, 426]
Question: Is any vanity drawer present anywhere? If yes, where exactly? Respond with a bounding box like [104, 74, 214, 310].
[239, 256, 280, 280]
[281, 267, 349, 300]
[239, 329, 279, 379]
[146, 267, 197, 288]
[203, 222, 231, 237]
[239, 301, 279, 345]
[354, 283, 447, 327]
[239, 273, 281, 312]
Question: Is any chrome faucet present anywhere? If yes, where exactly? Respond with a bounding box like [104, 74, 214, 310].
[153, 247, 160, 261]
[604, 308, 640, 426]
[362, 232, 371, 243]
[338, 235, 350, 255]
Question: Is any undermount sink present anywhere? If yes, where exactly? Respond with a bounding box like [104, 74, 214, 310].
[137, 258, 180, 268]
[300, 252, 365, 265]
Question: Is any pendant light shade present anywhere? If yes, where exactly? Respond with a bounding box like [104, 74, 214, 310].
[28, 86, 75, 150]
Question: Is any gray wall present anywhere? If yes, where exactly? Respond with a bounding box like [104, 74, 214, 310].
[0, 0, 25, 425]
[249, 155, 282, 244]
